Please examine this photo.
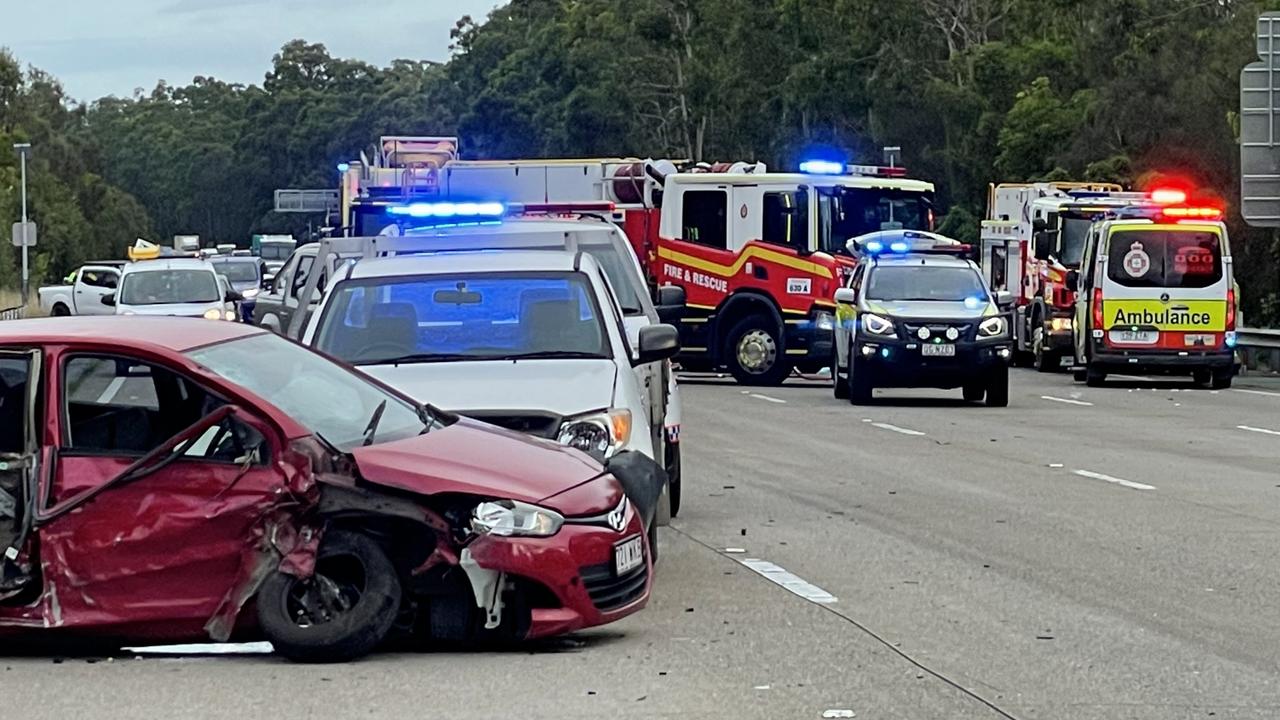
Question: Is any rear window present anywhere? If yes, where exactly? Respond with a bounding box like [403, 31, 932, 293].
[1105, 230, 1223, 289]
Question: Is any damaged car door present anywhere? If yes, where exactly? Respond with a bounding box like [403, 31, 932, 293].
[0, 350, 40, 598]
[33, 353, 297, 637]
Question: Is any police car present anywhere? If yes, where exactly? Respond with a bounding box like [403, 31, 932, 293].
[831, 231, 1014, 405]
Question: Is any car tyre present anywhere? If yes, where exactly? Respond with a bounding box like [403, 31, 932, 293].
[1085, 366, 1107, 387]
[51, 303, 71, 317]
[1210, 368, 1233, 390]
[985, 366, 1010, 407]
[256, 531, 402, 663]
[1032, 326, 1058, 373]
[847, 351, 873, 405]
[665, 441, 682, 519]
[647, 516, 660, 566]
[832, 349, 849, 399]
[725, 315, 791, 387]
[962, 383, 985, 402]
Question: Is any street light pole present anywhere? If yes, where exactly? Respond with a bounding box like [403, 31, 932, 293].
[13, 143, 31, 303]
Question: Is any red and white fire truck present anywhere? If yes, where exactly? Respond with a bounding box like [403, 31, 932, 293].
[336, 137, 938, 386]
[979, 182, 1164, 372]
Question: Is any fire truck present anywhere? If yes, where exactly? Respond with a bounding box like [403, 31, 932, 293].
[336, 137, 938, 386]
[979, 182, 1165, 372]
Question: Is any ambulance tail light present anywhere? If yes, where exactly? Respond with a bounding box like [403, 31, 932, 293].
[1226, 288, 1236, 332]
[1092, 288, 1104, 330]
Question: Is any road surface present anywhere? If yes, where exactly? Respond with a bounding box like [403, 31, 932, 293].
[7, 369, 1280, 719]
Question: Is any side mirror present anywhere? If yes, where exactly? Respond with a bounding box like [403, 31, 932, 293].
[1064, 270, 1079, 293]
[104, 276, 118, 289]
[101, 293, 116, 307]
[261, 274, 275, 289]
[225, 289, 244, 303]
[834, 287, 858, 305]
[1033, 231, 1052, 261]
[994, 290, 1015, 309]
[634, 324, 680, 366]
[655, 285, 686, 324]
[1032, 218, 1047, 233]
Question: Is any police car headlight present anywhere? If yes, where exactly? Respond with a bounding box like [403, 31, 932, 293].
[978, 316, 1007, 338]
[862, 313, 895, 336]
[557, 409, 632, 461]
[471, 500, 564, 537]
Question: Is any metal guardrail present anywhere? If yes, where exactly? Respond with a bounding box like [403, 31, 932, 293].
[0, 305, 24, 321]
[1238, 326, 1280, 372]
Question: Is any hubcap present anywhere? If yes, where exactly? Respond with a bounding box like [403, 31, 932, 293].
[1033, 327, 1044, 361]
[737, 329, 777, 374]
[285, 554, 366, 628]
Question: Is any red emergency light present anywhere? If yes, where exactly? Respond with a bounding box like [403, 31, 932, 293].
[1150, 188, 1187, 205]
[1161, 206, 1222, 221]
[847, 164, 908, 178]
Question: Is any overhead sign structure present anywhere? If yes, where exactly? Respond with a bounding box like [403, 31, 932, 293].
[10, 221, 36, 248]
[274, 189, 340, 213]
[1241, 12, 1280, 227]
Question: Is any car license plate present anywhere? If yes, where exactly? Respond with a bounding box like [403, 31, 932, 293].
[1109, 329, 1158, 345]
[615, 536, 644, 575]
[921, 344, 955, 357]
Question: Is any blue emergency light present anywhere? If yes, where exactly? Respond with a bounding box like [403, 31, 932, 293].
[799, 159, 846, 176]
[849, 230, 967, 258]
[387, 201, 507, 219]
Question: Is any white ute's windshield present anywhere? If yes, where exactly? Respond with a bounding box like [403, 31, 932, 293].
[120, 269, 220, 305]
[315, 272, 611, 366]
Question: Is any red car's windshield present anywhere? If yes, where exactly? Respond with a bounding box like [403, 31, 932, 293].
[187, 332, 429, 451]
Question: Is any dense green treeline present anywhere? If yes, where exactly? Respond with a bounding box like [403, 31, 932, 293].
[3, 0, 1280, 321]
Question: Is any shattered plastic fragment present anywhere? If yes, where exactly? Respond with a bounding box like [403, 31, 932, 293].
[724, 548, 747, 554]
[822, 711, 855, 718]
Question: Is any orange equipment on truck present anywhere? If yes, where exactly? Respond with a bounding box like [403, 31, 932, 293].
[336, 139, 937, 386]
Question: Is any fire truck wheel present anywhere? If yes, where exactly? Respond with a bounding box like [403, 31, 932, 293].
[847, 352, 873, 405]
[1210, 369, 1233, 389]
[1032, 326, 1059, 373]
[832, 349, 849, 399]
[725, 316, 791, 386]
[985, 367, 1009, 407]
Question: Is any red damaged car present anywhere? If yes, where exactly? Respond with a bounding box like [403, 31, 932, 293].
[0, 317, 656, 662]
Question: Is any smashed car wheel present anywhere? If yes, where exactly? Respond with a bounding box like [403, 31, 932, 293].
[257, 531, 402, 663]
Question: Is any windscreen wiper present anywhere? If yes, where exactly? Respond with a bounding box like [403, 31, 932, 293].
[361, 400, 388, 447]
[496, 351, 605, 361]
[353, 353, 476, 366]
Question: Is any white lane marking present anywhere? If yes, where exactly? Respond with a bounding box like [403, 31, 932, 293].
[124, 642, 274, 655]
[1073, 469, 1155, 491]
[748, 393, 786, 404]
[96, 376, 126, 404]
[1233, 388, 1280, 398]
[741, 558, 837, 604]
[1040, 395, 1094, 407]
[1238, 425, 1280, 437]
[871, 422, 925, 436]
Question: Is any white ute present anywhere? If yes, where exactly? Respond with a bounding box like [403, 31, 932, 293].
[303, 249, 681, 522]
[38, 263, 124, 316]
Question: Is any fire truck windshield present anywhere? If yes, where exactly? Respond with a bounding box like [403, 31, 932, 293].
[819, 188, 934, 255]
[1059, 216, 1091, 267]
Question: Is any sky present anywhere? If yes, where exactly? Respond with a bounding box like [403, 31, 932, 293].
[0, 0, 502, 102]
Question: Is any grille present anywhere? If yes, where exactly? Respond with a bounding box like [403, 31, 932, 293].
[461, 412, 561, 439]
[579, 560, 648, 612]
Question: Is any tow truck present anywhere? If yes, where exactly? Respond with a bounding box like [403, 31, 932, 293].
[336, 137, 937, 386]
[978, 182, 1172, 372]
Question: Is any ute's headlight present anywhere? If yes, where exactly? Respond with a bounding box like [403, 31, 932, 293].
[241, 288, 259, 300]
[471, 500, 564, 537]
[557, 409, 632, 461]
[202, 308, 223, 321]
[862, 313, 895, 336]
[978, 316, 1007, 337]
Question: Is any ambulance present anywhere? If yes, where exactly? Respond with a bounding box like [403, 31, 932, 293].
[1068, 204, 1238, 388]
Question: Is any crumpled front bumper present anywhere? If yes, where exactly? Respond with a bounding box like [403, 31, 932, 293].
[465, 502, 651, 639]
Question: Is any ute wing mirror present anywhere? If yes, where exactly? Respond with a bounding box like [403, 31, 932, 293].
[635, 324, 680, 366]
[655, 285, 686, 324]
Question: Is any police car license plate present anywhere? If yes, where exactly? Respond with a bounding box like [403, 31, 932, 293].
[921, 344, 955, 357]
[1109, 329, 1158, 345]
[615, 536, 644, 575]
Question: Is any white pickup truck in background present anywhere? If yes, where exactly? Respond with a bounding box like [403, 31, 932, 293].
[37, 262, 125, 316]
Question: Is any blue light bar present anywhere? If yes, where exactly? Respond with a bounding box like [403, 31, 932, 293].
[799, 159, 846, 175]
[387, 201, 507, 219]
[889, 241, 909, 253]
[864, 240, 884, 254]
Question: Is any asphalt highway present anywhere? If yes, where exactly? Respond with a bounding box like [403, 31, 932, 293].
[8, 369, 1280, 719]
